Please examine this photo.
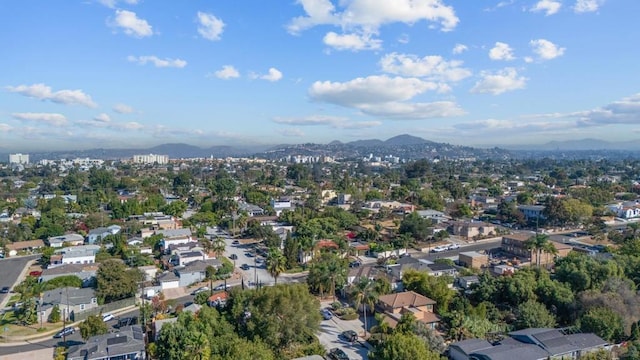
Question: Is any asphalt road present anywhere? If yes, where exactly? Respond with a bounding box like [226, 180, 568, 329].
[411, 238, 502, 262]
[0, 255, 40, 307]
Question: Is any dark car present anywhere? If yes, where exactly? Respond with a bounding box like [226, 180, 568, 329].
[229, 254, 238, 260]
[348, 261, 361, 268]
[116, 316, 138, 328]
[340, 330, 358, 342]
[232, 240, 240, 245]
[0, 286, 10, 294]
[245, 252, 255, 258]
[328, 348, 349, 360]
[54, 327, 75, 338]
[240, 264, 251, 270]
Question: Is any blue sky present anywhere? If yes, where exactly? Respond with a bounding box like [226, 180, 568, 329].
[1, 0, 639, 151]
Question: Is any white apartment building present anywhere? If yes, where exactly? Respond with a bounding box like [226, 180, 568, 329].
[132, 154, 169, 164]
[9, 153, 29, 164]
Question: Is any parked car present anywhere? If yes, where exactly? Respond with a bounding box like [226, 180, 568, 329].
[228, 254, 238, 260]
[348, 261, 361, 268]
[191, 286, 210, 295]
[213, 284, 230, 291]
[321, 308, 333, 320]
[328, 347, 350, 360]
[116, 316, 138, 328]
[245, 252, 254, 258]
[240, 264, 251, 271]
[102, 313, 115, 322]
[447, 243, 460, 250]
[232, 240, 240, 245]
[53, 327, 75, 338]
[431, 245, 448, 253]
[340, 329, 358, 342]
[0, 286, 10, 294]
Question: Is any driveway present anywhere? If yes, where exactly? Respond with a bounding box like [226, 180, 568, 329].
[0, 255, 40, 309]
[317, 302, 371, 360]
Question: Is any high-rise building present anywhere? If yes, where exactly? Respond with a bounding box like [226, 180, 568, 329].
[132, 154, 169, 164]
[9, 153, 29, 164]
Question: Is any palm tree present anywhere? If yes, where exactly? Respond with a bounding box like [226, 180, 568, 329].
[350, 276, 378, 338]
[525, 234, 558, 267]
[211, 236, 226, 258]
[266, 247, 287, 284]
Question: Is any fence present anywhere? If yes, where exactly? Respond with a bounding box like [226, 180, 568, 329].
[73, 297, 136, 321]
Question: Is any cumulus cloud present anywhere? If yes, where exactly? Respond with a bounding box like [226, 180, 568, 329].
[574, 0, 604, 13]
[572, 93, 640, 127]
[252, 68, 283, 82]
[113, 103, 134, 114]
[197, 12, 225, 41]
[323, 32, 382, 51]
[530, 39, 565, 60]
[452, 43, 468, 54]
[288, 0, 459, 50]
[6, 83, 97, 108]
[379, 53, 472, 82]
[127, 55, 187, 68]
[12, 112, 68, 127]
[471, 68, 527, 95]
[273, 115, 381, 128]
[489, 42, 516, 61]
[213, 65, 240, 79]
[94, 113, 111, 123]
[111, 10, 153, 38]
[308, 75, 464, 119]
[530, 0, 562, 15]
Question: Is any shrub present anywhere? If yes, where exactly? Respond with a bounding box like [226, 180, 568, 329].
[340, 313, 359, 321]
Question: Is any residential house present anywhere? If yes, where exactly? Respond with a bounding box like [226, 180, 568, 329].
[176, 259, 222, 287]
[238, 201, 265, 217]
[517, 205, 546, 221]
[458, 251, 488, 269]
[86, 225, 122, 244]
[362, 200, 415, 214]
[67, 325, 146, 360]
[376, 291, 440, 330]
[138, 265, 159, 282]
[426, 263, 458, 277]
[47, 233, 85, 248]
[40, 287, 98, 321]
[208, 291, 229, 307]
[176, 250, 207, 266]
[271, 198, 293, 216]
[456, 275, 480, 290]
[450, 328, 610, 360]
[450, 221, 495, 240]
[5, 239, 45, 257]
[39, 263, 98, 287]
[157, 228, 194, 253]
[416, 209, 450, 224]
[607, 201, 640, 219]
[158, 272, 180, 290]
[127, 237, 144, 246]
[501, 234, 572, 265]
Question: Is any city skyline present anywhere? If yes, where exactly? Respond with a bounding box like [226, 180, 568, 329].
[1, 0, 639, 151]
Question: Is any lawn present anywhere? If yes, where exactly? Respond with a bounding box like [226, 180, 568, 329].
[0, 310, 62, 338]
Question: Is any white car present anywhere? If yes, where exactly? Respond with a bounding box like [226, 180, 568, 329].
[447, 243, 460, 250]
[102, 313, 115, 322]
[431, 245, 448, 253]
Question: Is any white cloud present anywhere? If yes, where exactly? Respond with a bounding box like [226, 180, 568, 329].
[574, 0, 604, 13]
[471, 68, 527, 95]
[452, 43, 468, 54]
[484, 0, 515, 11]
[113, 103, 134, 114]
[277, 128, 306, 137]
[94, 113, 111, 123]
[197, 12, 225, 41]
[530, 39, 565, 60]
[256, 68, 283, 82]
[570, 93, 640, 127]
[111, 10, 153, 38]
[12, 112, 68, 127]
[6, 83, 97, 108]
[288, 0, 459, 50]
[530, 0, 562, 15]
[97, 0, 139, 8]
[213, 65, 240, 79]
[0, 123, 13, 132]
[379, 53, 472, 82]
[397, 34, 410, 44]
[127, 55, 187, 68]
[308, 75, 464, 119]
[323, 32, 382, 51]
[489, 42, 515, 61]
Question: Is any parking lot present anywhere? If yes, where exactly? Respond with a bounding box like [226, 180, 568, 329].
[212, 230, 277, 287]
[317, 301, 371, 360]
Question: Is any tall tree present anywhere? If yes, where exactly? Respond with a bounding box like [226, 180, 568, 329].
[525, 234, 558, 267]
[79, 314, 108, 340]
[350, 276, 378, 337]
[265, 247, 287, 285]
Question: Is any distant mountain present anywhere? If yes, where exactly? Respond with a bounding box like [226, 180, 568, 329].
[346, 139, 385, 147]
[384, 134, 432, 146]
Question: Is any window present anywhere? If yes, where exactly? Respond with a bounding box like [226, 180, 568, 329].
[91, 298, 97, 304]
[80, 304, 85, 310]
